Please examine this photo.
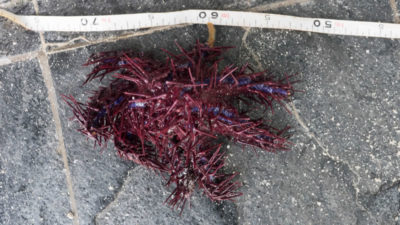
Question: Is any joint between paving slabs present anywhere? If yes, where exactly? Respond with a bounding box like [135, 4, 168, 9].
[31, 0, 80, 224]
[46, 24, 191, 54]
[0, 50, 39, 66]
[37, 46, 80, 225]
[389, 0, 400, 23]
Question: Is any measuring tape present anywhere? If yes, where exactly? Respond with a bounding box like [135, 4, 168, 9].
[1, 9, 400, 39]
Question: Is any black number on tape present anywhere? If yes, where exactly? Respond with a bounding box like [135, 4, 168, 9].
[81, 18, 88, 25]
[325, 21, 332, 28]
[199, 11, 207, 19]
[199, 11, 218, 19]
[81, 17, 98, 26]
[314, 20, 332, 28]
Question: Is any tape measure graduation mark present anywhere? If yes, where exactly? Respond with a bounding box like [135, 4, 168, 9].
[1, 9, 400, 39]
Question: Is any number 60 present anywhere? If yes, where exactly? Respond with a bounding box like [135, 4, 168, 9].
[199, 11, 218, 19]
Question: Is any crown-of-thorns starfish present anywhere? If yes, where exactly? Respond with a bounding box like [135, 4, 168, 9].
[63, 23, 298, 214]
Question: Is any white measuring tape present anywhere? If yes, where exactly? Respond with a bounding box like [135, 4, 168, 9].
[1, 9, 400, 39]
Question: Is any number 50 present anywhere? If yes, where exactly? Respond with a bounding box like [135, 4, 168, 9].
[313, 20, 332, 28]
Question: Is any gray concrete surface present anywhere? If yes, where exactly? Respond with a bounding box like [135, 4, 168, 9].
[1, 0, 400, 224]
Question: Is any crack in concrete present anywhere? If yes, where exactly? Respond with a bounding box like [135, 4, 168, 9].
[241, 27, 263, 71]
[285, 101, 377, 220]
[361, 179, 400, 223]
[366, 179, 400, 202]
[94, 167, 139, 225]
[389, 0, 400, 23]
[44, 36, 91, 49]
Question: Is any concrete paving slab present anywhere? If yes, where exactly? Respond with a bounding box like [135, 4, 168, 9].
[95, 167, 238, 225]
[0, 60, 71, 224]
[0, 2, 41, 55]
